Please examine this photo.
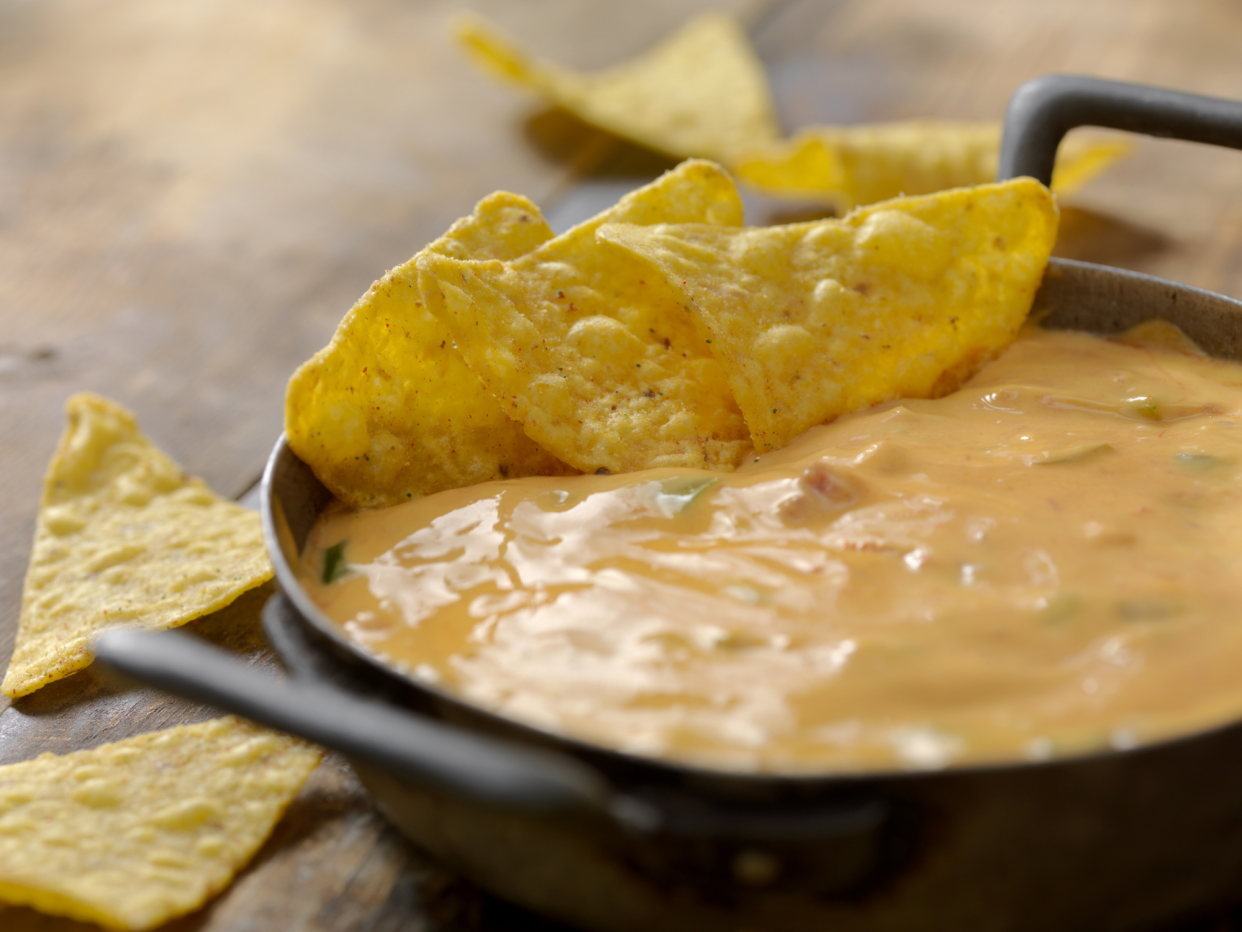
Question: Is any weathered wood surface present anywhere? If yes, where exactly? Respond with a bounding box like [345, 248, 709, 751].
[3, 0, 1242, 928]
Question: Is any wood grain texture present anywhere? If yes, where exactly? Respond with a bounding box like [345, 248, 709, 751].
[0, 0, 761, 710]
[4, 0, 1242, 928]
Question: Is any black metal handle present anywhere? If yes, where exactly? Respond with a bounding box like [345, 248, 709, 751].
[998, 74, 1242, 185]
[93, 613, 895, 853]
[93, 625, 618, 820]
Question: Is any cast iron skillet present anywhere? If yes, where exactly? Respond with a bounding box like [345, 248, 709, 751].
[97, 76, 1242, 931]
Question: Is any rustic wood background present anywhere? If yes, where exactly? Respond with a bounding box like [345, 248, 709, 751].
[3, 0, 1242, 928]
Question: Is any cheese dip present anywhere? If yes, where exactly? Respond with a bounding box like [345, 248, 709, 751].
[300, 323, 1242, 773]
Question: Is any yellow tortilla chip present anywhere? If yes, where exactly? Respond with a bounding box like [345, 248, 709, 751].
[2, 395, 273, 698]
[597, 177, 1059, 451]
[0, 717, 321, 930]
[285, 192, 573, 510]
[733, 121, 1129, 209]
[454, 12, 780, 164]
[417, 160, 753, 474]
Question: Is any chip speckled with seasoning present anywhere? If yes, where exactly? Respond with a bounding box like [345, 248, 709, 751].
[0, 717, 321, 930]
[416, 160, 753, 475]
[284, 191, 574, 510]
[597, 177, 1059, 450]
[2, 394, 273, 698]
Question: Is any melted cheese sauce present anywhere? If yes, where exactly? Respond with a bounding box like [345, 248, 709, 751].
[301, 324, 1242, 773]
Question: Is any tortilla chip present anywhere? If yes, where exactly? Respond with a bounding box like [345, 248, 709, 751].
[1, 395, 273, 698]
[454, 12, 781, 164]
[732, 121, 1129, 209]
[0, 717, 321, 930]
[284, 192, 574, 510]
[597, 177, 1059, 450]
[417, 160, 753, 474]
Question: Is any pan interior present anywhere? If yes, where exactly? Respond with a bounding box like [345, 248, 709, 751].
[264, 257, 1242, 779]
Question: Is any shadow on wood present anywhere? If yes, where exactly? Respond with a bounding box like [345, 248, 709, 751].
[0, 583, 275, 764]
[522, 106, 679, 178]
[1052, 206, 1172, 270]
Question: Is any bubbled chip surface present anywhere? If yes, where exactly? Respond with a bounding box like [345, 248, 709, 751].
[0, 717, 321, 930]
[417, 160, 754, 475]
[598, 177, 1060, 451]
[284, 191, 573, 510]
[2, 394, 272, 698]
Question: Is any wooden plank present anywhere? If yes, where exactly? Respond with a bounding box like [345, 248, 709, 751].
[5, 0, 1242, 928]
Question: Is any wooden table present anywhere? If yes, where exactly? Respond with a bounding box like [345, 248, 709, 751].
[3, 0, 1242, 928]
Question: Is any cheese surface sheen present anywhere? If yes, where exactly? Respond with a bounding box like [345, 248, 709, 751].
[302, 323, 1242, 773]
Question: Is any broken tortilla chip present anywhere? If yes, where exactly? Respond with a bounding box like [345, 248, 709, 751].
[454, 12, 780, 164]
[284, 191, 574, 510]
[732, 121, 1129, 209]
[0, 716, 321, 930]
[2, 394, 273, 698]
[597, 177, 1059, 451]
[416, 160, 753, 475]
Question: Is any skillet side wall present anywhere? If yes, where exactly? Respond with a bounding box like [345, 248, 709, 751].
[1035, 257, 1242, 352]
[266, 257, 1242, 932]
[342, 733, 1242, 932]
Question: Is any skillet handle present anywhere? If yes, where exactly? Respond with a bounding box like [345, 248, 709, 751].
[998, 74, 1242, 185]
[94, 598, 895, 860]
[92, 623, 620, 821]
